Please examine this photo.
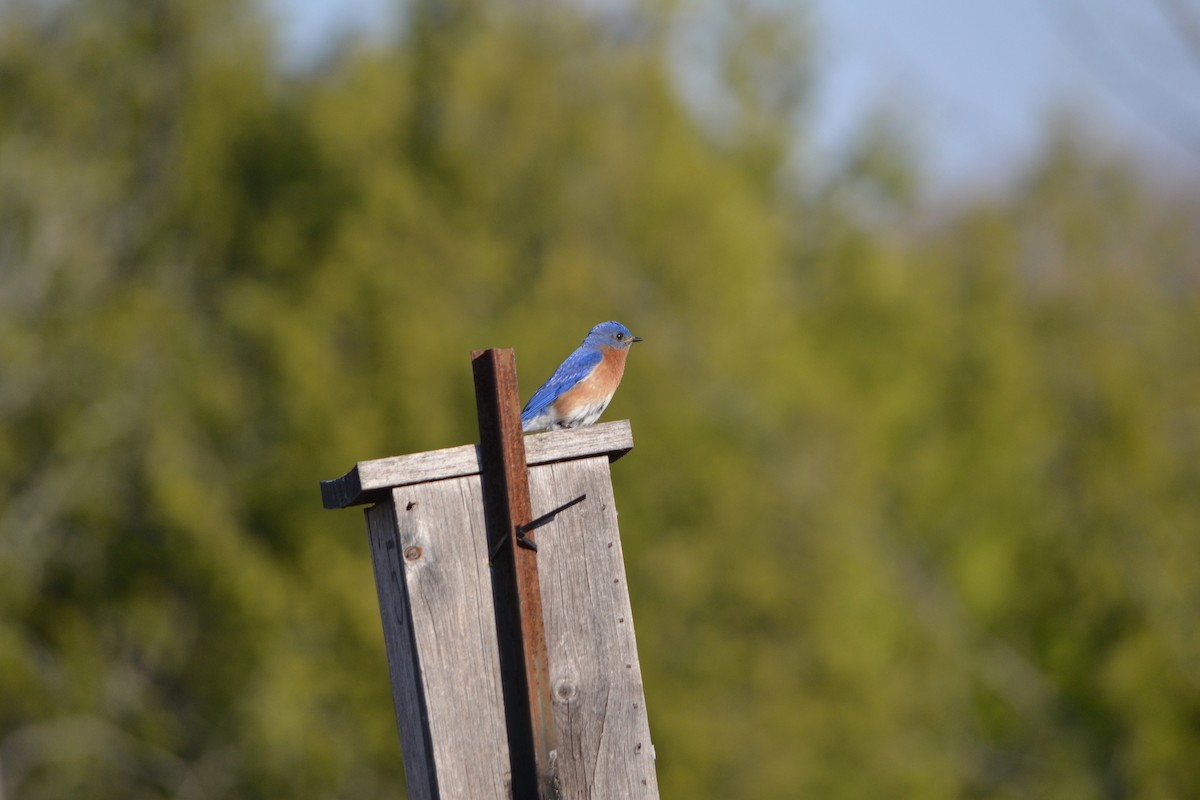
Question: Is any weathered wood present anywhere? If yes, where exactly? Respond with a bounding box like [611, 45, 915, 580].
[531, 457, 660, 799]
[324, 419, 660, 798]
[472, 348, 558, 799]
[321, 420, 633, 509]
[364, 502, 440, 800]
[366, 481, 512, 800]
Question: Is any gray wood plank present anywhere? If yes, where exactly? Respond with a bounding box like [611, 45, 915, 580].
[529, 457, 660, 799]
[321, 420, 634, 509]
[365, 502, 439, 800]
[369, 483, 512, 799]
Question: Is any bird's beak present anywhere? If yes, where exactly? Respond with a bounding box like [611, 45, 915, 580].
[630, 335, 644, 343]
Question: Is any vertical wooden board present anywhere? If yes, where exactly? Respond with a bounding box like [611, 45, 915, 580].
[366, 502, 439, 800]
[376, 480, 513, 799]
[529, 457, 660, 799]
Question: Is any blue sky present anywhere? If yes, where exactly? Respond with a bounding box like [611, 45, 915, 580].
[267, 0, 1200, 191]
[813, 0, 1200, 189]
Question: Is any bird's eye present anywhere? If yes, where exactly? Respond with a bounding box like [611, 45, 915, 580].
[615, 332, 624, 340]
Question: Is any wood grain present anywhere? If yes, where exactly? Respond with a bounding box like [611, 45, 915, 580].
[344, 421, 660, 798]
[530, 457, 660, 799]
[365, 502, 439, 800]
[366, 481, 512, 799]
[321, 420, 634, 509]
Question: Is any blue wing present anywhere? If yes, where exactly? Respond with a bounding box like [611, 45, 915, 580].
[522, 348, 602, 422]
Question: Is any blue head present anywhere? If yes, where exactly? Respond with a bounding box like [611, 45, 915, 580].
[584, 321, 642, 350]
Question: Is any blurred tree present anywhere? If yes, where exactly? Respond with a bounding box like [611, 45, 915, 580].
[1, 0, 1198, 798]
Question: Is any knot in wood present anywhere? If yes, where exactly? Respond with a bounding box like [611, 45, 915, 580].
[554, 680, 578, 702]
[403, 546, 423, 561]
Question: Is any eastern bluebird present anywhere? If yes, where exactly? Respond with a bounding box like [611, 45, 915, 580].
[521, 321, 643, 433]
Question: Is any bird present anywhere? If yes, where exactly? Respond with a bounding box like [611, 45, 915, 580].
[521, 321, 643, 433]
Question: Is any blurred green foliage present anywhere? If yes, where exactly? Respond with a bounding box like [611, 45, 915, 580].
[2, 0, 1199, 797]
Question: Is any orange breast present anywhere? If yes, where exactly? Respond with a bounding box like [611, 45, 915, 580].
[552, 346, 628, 411]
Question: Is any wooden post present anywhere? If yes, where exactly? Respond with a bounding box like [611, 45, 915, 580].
[472, 348, 557, 798]
[320, 366, 660, 798]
